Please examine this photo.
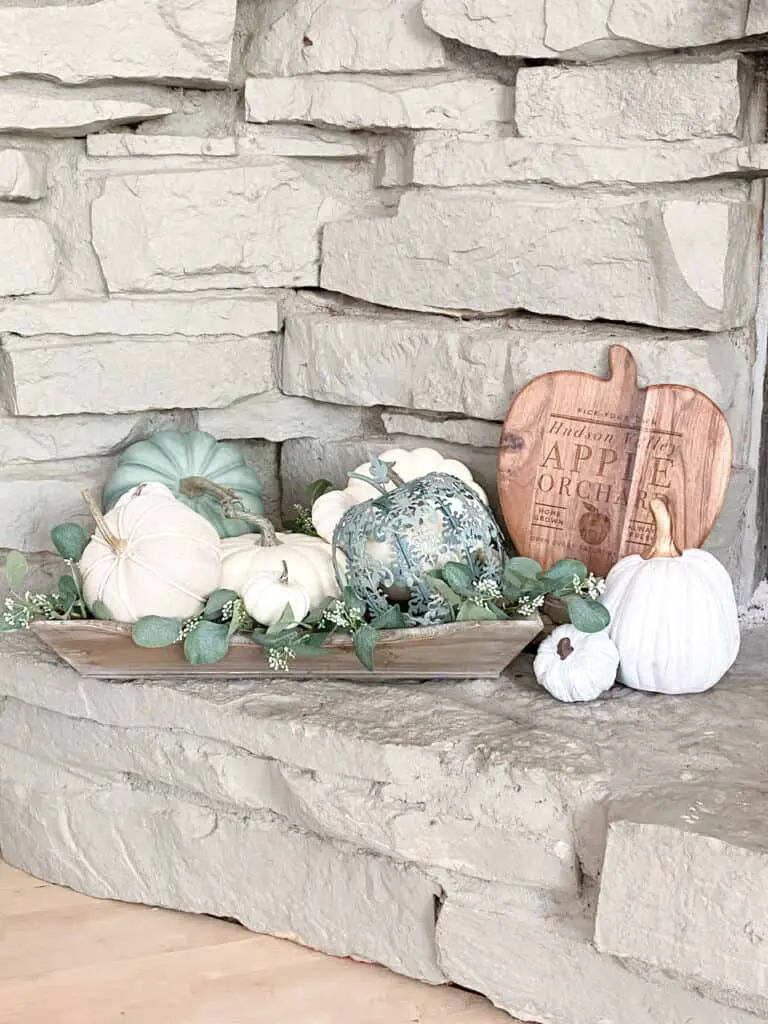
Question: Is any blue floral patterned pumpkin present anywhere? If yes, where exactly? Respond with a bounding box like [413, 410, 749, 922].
[332, 471, 505, 626]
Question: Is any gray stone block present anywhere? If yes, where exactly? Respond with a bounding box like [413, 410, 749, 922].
[321, 191, 760, 330]
[437, 899, 759, 1024]
[595, 791, 768, 1017]
[282, 310, 753, 460]
[0, 697, 578, 893]
[516, 58, 753, 142]
[0, 745, 444, 984]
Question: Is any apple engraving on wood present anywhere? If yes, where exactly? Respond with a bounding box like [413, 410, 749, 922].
[497, 345, 732, 578]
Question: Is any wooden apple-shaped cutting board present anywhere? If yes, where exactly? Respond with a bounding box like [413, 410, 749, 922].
[497, 346, 732, 579]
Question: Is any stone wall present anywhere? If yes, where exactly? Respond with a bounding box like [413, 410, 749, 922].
[0, 0, 767, 599]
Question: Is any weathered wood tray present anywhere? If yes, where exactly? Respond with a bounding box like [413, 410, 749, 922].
[32, 617, 544, 680]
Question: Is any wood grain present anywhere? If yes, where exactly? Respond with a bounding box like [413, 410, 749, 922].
[497, 345, 732, 578]
[0, 861, 510, 1024]
[32, 617, 543, 679]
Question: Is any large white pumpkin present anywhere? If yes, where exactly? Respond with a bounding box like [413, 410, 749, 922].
[79, 482, 221, 623]
[220, 531, 340, 609]
[311, 447, 487, 543]
[534, 624, 619, 703]
[603, 498, 740, 695]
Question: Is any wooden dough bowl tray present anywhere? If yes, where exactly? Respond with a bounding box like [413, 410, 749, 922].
[32, 617, 544, 680]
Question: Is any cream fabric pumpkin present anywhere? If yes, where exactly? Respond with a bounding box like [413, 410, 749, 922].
[603, 498, 740, 695]
[243, 564, 311, 627]
[79, 482, 221, 623]
[534, 624, 619, 703]
[311, 447, 487, 543]
[220, 530, 339, 609]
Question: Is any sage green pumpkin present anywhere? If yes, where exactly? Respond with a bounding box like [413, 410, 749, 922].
[103, 431, 264, 538]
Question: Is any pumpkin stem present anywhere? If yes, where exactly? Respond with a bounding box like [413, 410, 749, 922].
[279, 560, 289, 584]
[644, 498, 680, 560]
[81, 489, 125, 554]
[179, 476, 279, 547]
[556, 636, 574, 660]
[348, 457, 406, 496]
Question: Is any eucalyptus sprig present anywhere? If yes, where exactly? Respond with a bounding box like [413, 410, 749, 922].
[281, 479, 334, 536]
[425, 556, 610, 633]
[0, 522, 111, 631]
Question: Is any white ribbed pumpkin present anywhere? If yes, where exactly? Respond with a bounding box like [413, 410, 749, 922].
[79, 483, 221, 623]
[603, 498, 740, 695]
[242, 564, 311, 628]
[311, 447, 487, 543]
[534, 625, 619, 703]
[220, 529, 339, 609]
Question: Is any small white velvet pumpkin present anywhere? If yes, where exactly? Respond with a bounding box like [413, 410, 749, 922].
[534, 624, 619, 703]
[311, 447, 487, 543]
[79, 482, 221, 623]
[242, 562, 311, 627]
[603, 498, 740, 695]
[220, 528, 340, 609]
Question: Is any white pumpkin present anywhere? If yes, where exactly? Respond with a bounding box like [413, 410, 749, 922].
[311, 447, 487, 543]
[603, 498, 740, 695]
[534, 624, 619, 703]
[79, 482, 221, 623]
[242, 563, 311, 627]
[220, 530, 340, 609]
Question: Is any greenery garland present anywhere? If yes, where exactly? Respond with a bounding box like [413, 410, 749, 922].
[0, 508, 610, 671]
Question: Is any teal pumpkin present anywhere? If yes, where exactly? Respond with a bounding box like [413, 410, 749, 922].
[103, 430, 264, 538]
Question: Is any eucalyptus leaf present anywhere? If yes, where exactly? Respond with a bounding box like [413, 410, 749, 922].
[203, 588, 239, 621]
[352, 624, 379, 671]
[541, 559, 589, 587]
[502, 576, 523, 602]
[133, 616, 183, 648]
[294, 632, 333, 657]
[58, 575, 79, 601]
[505, 571, 547, 597]
[304, 596, 334, 626]
[342, 586, 366, 619]
[90, 600, 113, 621]
[565, 596, 611, 633]
[184, 620, 230, 665]
[251, 627, 299, 648]
[504, 556, 542, 581]
[227, 600, 245, 638]
[51, 523, 89, 563]
[442, 562, 474, 596]
[266, 603, 298, 635]
[5, 551, 28, 590]
[424, 573, 462, 610]
[370, 605, 406, 630]
[457, 601, 498, 622]
[300, 630, 332, 650]
[304, 479, 334, 507]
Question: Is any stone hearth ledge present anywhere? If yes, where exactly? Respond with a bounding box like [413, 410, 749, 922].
[0, 629, 766, 1024]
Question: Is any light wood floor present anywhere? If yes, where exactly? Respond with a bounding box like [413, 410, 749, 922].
[0, 860, 512, 1024]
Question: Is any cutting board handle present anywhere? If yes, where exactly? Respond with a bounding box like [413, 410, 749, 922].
[608, 345, 637, 389]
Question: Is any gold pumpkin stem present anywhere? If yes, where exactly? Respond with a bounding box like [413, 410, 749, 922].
[643, 498, 680, 560]
[81, 489, 125, 554]
[179, 475, 279, 547]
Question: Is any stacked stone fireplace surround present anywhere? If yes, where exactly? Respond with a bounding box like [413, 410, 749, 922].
[2, 2, 768, 1022]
